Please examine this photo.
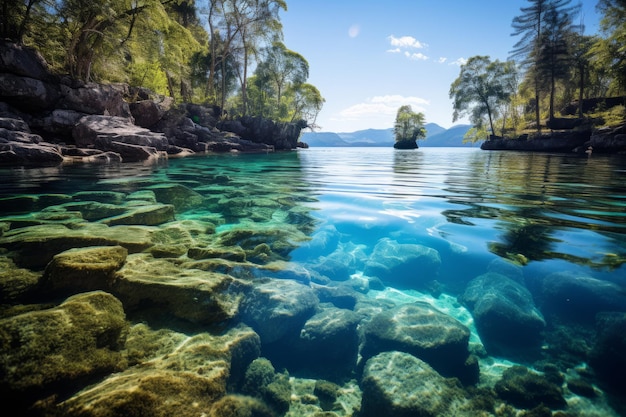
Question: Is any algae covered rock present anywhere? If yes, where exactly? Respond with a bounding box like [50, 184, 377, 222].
[41, 245, 128, 294]
[0, 291, 129, 406]
[361, 301, 476, 383]
[113, 253, 247, 324]
[360, 351, 462, 417]
[58, 324, 261, 417]
[494, 365, 566, 409]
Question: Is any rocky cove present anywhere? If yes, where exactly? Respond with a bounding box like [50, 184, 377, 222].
[0, 41, 307, 168]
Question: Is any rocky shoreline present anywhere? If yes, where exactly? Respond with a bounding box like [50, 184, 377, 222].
[0, 41, 307, 167]
[481, 121, 626, 154]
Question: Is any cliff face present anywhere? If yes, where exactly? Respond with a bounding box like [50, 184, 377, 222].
[0, 41, 305, 167]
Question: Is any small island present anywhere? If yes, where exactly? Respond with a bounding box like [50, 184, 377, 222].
[393, 105, 426, 149]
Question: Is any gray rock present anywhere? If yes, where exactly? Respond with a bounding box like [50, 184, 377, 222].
[460, 272, 545, 356]
[363, 238, 441, 288]
[361, 302, 476, 383]
[240, 278, 318, 344]
[360, 351, 463, 417]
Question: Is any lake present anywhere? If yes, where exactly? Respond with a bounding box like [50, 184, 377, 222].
[1, 147, 625, 416]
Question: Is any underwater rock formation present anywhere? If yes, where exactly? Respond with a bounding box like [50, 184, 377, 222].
[360, 351, 464, 417]
[360, 302, 478, 384]
[460, 272, 546, 357]
[363, 237, 441, 289]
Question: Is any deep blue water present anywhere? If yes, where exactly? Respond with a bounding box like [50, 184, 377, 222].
[2, 147, 626, 415]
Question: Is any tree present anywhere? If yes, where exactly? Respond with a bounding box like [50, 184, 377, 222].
[510, 0, 579, 132]
[254, 41, 309, 112]
[594, 0, 626, 94]
[449, 56, 515, 138]
[393, 105, 426, 145]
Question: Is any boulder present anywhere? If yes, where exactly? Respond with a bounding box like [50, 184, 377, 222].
[0, 40, 54, 81]
[56, 324, 260, 417]
[58, 83, 131, 117]
[460, 272, 546, 357]
[240, 278, 319, 344]
[363, 238, 441, 289]
[360, 351, 463, 417]
[129, 99, 168, 128]
[147, 183, 204, 211]
[539, 271, 626, 323]
[113, 253, 248, 324]
[0, 291, 129, 408]
[361, 302, 477, 383]
[218, 115, 307, 150]
[0, 72, 60, 110]
[41, 245, 128, 294]
[72, 115, 169, 160]
[0, 255, 42, 303]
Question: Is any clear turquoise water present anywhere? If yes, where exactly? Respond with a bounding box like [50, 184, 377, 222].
[2, 147, 626, 415]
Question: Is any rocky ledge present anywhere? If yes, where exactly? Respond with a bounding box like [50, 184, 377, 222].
[481, 118, 626, 154]
[0, 41, 307, 167]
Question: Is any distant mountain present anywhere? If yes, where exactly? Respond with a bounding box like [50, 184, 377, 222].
[300, 123, 478, 147]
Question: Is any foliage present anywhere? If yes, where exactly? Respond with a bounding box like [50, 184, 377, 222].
[393, 105, 426, 142]
[5, 0, 324, 124]
[594, 0, 626, 94]
[450, 56, 517, 136]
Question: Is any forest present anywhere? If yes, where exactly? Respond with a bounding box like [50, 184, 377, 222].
[0, 0, 324, 127]
[449, 0, 626, 141]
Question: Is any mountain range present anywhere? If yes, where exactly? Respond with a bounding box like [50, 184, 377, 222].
[300, 123, 479, 147]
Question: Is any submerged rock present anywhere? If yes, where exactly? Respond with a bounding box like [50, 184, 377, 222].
[113, 253, 247, 325]
[57, 324, 261, 417]
[0, 223, 153, 269]
[361, 302, 477, 384]
[360, 351, 463, 417]
[460, 272, 545, 358]
[363, 238, 441, 289]
[494, 365, 566, 409]
[240, 278, 318, 344]
[0, 291, 129, 409]
[540, 271, 626, 323]
[41, 245, 128, 295]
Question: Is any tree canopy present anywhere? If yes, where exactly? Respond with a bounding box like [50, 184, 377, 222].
[450, 0, 625, 140]
[2, 0, 324, 127]
[393, 105, 426, 143]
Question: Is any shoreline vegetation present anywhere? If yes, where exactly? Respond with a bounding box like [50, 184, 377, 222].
[447, 0, 626, 153]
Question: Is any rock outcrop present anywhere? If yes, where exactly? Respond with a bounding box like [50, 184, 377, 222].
[0, 40, 307, 167]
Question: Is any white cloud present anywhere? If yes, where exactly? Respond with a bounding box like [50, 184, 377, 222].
[405, 52, 428, 61]
[450, 57, 467, 66]
[388, 35, 427, 49]
[339, 95, 429, 119]
[387, 35, 429, 61]
[438, 57, 447, 64]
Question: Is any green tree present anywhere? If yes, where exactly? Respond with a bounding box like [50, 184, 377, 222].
[510, 0, 579, 132]
[393, 105, 426, 143]
[254, 41, 309, 111]
[593, 0, 626, 94]
[449, 56, 515, 138]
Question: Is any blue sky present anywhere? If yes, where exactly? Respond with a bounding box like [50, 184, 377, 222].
[279, 1, 601, 133]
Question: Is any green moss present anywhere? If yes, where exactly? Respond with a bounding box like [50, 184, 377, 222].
[208, 395, 274, 417]
[313, 380, 340, 411]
